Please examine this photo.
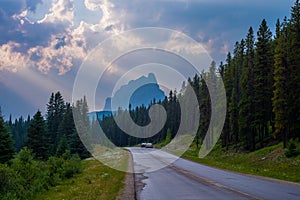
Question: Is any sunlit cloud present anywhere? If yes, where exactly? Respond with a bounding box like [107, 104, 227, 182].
[0, 42, 31, 72]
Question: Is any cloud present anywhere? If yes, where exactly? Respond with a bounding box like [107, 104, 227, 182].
[84, 0, 101, 11]
[0, 42, 30, 72]
[28, 31, 87, 75]
[39, 0, 74, 24]
[0, 0, 87, 74]
[0, 0, 293, 75]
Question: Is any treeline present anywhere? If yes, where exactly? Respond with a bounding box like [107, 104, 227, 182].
[219, 0, 300, 150]
[100, 1, 300, 151]
[100, 92, 181, 146]
[0, 92, 87, 199]
[1, 92, 90, 163]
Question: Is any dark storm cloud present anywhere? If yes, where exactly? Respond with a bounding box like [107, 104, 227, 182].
[109, 0, 292, 61]
[0, 0, 68, 53]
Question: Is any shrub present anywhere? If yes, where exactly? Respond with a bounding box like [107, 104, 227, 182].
[285, 139, 300, 158]
[61, 154, 82, 178]
[47, 151, 82, 181]
[11, 148, 50, 199]
[0, 149, 83, 199]
[46, 156, 64, 186]
[0, 164, 21, 200]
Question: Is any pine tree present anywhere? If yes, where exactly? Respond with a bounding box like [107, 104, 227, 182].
[222, 53, 233, 149]
[273, 18, 289, 147]
[58, 103, 75, 152]
[287, 0, 300, 139]
[0, 108, 15, 163]
[73, 97, 91, 159]
[27, 111, 49, 160]
[254, 19, 274, 147]
[46, 92, 66, 154]
[56, 135, 68, 157]
[239, 27, 255, 150]
[230, 41, 244, 150]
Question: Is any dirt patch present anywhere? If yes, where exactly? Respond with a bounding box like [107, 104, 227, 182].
[116, 151, 136, 200]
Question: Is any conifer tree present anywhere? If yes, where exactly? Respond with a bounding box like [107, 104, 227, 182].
[287, 0, 300, 139]
[27, 111, 49, 160]
[254, 19, 274, 147]
[273, 19, 289, 147]
[0, 108, 15, 163]
[239, 27, 255, 150]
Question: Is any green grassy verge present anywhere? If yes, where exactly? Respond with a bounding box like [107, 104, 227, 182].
[34, 159, 126, 200]
[182, 143, 300, 183]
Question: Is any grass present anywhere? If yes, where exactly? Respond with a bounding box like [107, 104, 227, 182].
[34, 159, 127, 200]
[182, 142, 300, 183]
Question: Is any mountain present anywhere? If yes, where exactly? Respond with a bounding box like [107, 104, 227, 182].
[90, 73, 166, 120]
[103, 73, 165, 111]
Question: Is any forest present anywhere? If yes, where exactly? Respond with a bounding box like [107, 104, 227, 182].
[100, 0, 300, 152]
[0, 92, 90, 199]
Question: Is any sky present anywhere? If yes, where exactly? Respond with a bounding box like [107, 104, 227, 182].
[0, 0, 295, 119]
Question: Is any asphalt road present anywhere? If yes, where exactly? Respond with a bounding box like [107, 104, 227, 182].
[127, 147, 300, 200]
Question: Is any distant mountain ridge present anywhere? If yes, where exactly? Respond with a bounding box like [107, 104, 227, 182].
[90, 73, 166, 120]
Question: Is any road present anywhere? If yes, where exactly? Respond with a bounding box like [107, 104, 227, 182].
[127, 147, 300, 200]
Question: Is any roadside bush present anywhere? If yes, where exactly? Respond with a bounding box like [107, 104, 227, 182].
[47, 156, 64, 186]
[11, 148, 50, 199]
[61, 153, 82, 179]
[0, 148, 83, 199]
[47, 151, 82, 184]
[285, 139, 300, 158]
[0, 164, 21, 200]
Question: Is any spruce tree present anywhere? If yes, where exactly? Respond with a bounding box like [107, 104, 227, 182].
[0, 108, 15, 163]
[287, 0, 300, 139]
[27, 111, 49, 160]
[230, 41, 244, 150]
[273, 18, 289, 147]
[254, 19, 274, 147]
[239, 27, 255, 150]
[73, 97, 91, 159]
[222, 53, 233, 149]
[46, 92, 66, 154]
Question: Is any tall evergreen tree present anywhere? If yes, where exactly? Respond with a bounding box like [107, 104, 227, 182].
[230, 40, 244, 150]
[46, 92, 65, 154]
[287, 0, 300, 139]
[254, 19, 274, 147]
[0, 108, 15, 163]
[27, 111, 49, 160]
[239, 27, 255, 150]
[222, 53, 233, 149]
[73, 97, 91, 159]
[273, 18, 289, 147]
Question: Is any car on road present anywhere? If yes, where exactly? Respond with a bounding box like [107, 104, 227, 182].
[145, 143, 153, 148]
[141, 143, 146, 147]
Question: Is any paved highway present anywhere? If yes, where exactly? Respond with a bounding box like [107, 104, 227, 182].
[127, 147, 300, 200]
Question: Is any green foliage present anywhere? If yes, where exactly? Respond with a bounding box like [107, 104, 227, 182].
[46, 92, 66, 155]
[285, 139, 300, 157]
[34, 160, 126, 200]
[0, 108, 15, 163]
[8, 115, 30, 152]
[27, 110, 49, 160]
[72, 97, 91, 159]
[55, 135, 69, 157]
[184, 143, 300, 183]
[165, 128, 171, 144]
[47, 151, 82, 186]
[0, 148, 82, 199]
[11, 148, 49, 199]
[0, 164, 21, 200]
